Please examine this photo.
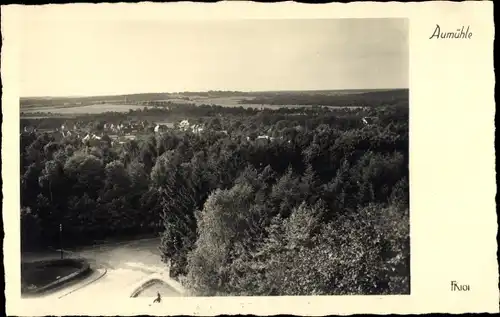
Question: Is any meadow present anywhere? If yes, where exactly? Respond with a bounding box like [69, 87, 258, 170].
[21, 103, 155, 115]
[20, 89, 404, 117]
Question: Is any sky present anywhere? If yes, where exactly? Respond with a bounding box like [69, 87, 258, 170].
[17, 18, 408, 97]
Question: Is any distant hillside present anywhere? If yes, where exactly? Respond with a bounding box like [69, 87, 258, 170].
[21, 93, 175, 108]
[239, 89, 409, 107]
[20, 89, 408, 109]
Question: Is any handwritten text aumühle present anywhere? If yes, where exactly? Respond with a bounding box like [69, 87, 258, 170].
[429, 25, 472, 39]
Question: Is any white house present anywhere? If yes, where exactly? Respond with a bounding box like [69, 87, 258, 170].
[179, 120, 190, 131]
[191, 124, 204, 134]
[82, 133, 101, 143]
[82, 134, 91, 142]
[362, 117, 377, 126]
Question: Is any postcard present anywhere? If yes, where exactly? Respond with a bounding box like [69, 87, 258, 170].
[2, 1, 497, 315]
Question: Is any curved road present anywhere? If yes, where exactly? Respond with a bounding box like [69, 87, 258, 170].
[22, 238, 184, 300]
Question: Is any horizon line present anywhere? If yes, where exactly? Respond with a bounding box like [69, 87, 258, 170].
[21, 87, 409, 99]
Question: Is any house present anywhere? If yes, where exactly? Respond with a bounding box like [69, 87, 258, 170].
[179, 120, 190, 131]
[82, 133, 102, 143]
[255, 135, 273, 144]
[23, 126, 35, 133]
[122, 124, 135, 134]
[362, 117, 378, 126]
[190, 124, 205, 134]
[82, 134, 91, 143]
[154, 124, 169, 133]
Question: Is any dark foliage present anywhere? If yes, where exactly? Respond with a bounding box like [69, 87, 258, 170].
[21, 94, 409, 295]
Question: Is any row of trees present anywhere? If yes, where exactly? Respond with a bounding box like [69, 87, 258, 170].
[21, 102, 409, 295]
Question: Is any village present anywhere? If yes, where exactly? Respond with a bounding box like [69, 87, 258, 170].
[22, 119, 207, 145]
[22, 114, 379, 149]
[21, 116, 328, 148]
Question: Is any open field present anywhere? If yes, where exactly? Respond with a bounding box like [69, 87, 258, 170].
[20, 97, 314, 116]
[179, 96, 314, 109]
[20, 89, 408, 117]
[21, 103, 155, 115]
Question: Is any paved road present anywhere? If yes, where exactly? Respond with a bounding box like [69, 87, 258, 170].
[22, 238, 184, 300]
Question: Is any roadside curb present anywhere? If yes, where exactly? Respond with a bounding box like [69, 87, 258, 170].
[58, 266, 108, 299]
[22, 259, 91, 295]
[129, 272, 186, 298]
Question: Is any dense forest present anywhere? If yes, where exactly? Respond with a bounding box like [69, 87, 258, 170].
[239, 89, 409, 108]
[20, 99, 410, 296]
[20, 89, 407, 108]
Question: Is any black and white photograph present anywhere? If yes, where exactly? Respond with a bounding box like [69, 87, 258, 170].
[3, 2, 498, 315]
[17, 16, 410, 300]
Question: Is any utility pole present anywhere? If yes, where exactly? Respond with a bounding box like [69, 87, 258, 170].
[59, 223, 63, 259]
[49, 179, 53, 204]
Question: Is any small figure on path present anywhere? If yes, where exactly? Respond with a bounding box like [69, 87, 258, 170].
[153, 292, 161, 304]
